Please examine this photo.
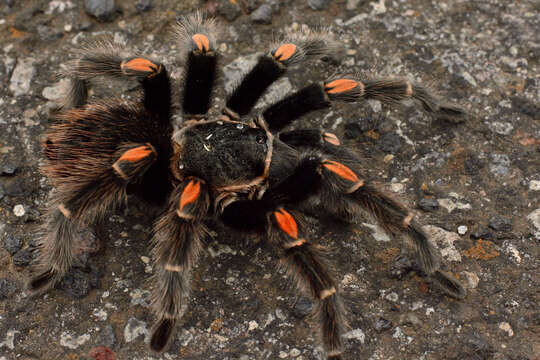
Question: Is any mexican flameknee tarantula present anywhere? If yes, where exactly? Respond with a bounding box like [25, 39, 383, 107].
[29, 14, 466, 359]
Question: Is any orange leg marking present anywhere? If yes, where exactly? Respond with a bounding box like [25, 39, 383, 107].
[274, 208, 298, 239]
[323, 132, 340, 146]
[325, 79, 359, 94]
[179, 180, 201, 212]
[273, 43, 297, 61]
[323, 160, 359, 182]
[119, 145, 154, 162]
[121, 58, 158, 72]
[192, 34, 210, 52]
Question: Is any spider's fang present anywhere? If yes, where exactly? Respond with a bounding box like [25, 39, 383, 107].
[322, 160, 359, 182]
[192, 34, 210, 52]
[273, 43, 297, 62]
[323, 132, 340, 146]
[120, 58, 158, 73]
[274, 208, 298, 239]
[324, 79, 359, 94]
[178, 180, 201, 213]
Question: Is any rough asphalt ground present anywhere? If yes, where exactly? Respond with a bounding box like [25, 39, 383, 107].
[0, 0, 539, 359]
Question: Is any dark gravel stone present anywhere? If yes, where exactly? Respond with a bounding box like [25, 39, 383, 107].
[389, 255, 413, 279]
[464, 153, 484, 175]
[96, 324, 116, 347]
[1, 163, 18, 175]
[308, 0, 329, 10]
[373, 317, 392, 332]
[12, 248, 33, 267]
[3, 233, 23, 255]
[511, 96, 539, 118]
[218, 0, 241, 22]
[0, 183, 4, 200]
[418, 198, 439, 212]
[250, 4, 273, 24]
[488, 215, 512, 232]
[379, 132, 402, 154]
[135, 0, 151, 12]
[37, 25, 62, 41]
[0, 278, 17, 300]
[470, 226, 493, 239]
[292, 296, 313, 318]
[2, 176, 30, 196]
[85, 0, 116, 22]
[58, 265, 101, 298]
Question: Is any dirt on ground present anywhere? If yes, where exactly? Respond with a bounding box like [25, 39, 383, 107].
[0, 0, 538, 360]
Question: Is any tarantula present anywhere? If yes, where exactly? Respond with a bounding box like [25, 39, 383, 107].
[29, 14, 466, 359]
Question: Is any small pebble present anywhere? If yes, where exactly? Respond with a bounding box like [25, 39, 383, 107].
[85, 0, 116, 22]
[457, 225, 468, 235]
[12, 248, 33, 267]
[13, 204, 25, 217]
[418, 198, 439, 212]
[0, 278, 17, 300]
[250, 4, 273, 24]
[248, 320, 258, 331]
[488, 215, 512, 232]
[498, 322, 514, 337]
[3, 234, 23, 255]
[292, 296, 313, 318]
[308, 0, 329, 10]
[471, 226, 492, 239]
[529, 180, 540, 191]
[136, 0, 151, 12]
[373, 317, 392, 332]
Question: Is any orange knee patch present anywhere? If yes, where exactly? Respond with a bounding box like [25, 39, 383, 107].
[179, 180, 201, 212]
[323, 132, 340, 146]
[118, 145, 154, 162]
[323, 160, 359, 182]
[192, 34, 210, 52]
[274, 208, 298, 239]
[121, 58, 158, 72]
[273, 43, 297, 61]
[324, 79, 359, 94]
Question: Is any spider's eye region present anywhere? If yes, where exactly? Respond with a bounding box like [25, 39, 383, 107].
[256, 134, 266, 144]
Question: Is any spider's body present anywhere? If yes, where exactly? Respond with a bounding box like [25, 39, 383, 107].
[29, 15, 467, 359]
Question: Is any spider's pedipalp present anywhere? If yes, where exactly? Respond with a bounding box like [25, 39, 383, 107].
[149, 179, 210, 351]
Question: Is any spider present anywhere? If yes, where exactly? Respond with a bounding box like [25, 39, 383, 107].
[29, 14, 466, 360]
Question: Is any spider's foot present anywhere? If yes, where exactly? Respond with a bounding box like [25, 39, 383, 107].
[28, 268, 58, 295]
[431, 270, 467, 299]
[150, 318, 175, 352]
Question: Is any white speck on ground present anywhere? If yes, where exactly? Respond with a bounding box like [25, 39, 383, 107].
[0, 330, 19, 350]
[60, 331, 90, 349]
[343, 328, 366, 344]
[124, 317, 149, 343]
[13, 204, 25, 217]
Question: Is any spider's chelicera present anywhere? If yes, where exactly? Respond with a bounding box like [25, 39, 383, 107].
[29, 14, 466, 359]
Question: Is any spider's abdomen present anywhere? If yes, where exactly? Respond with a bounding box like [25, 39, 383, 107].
[172, 120, 268, 187]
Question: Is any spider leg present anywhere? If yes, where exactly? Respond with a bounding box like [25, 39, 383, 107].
[29, 143, 157, 294]
[222, 156, 344, 359]
[262, 76, 465, 133]
[62, 45, 171, 120]
[224, 29, 334, 118]
[149, 178, 210, 351]
[317, 157, 466, 299]
[175, 14, 219, 117]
